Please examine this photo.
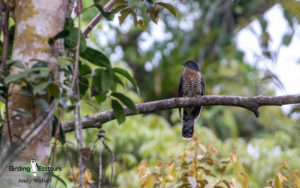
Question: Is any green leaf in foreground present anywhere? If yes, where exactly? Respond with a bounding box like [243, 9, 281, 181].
[80, 47, 111, 68]
[111, 99, 125, 124]
[112, 67, 139, 94]
[111, 92, 137, 113]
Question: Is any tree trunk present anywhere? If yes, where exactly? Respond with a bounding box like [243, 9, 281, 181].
[0, 0, 68, 187]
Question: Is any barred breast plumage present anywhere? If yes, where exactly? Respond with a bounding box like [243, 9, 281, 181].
[178, 60, 205, 140]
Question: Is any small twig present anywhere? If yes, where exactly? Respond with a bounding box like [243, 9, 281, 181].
[73, 1, 84, 186]
[102, 139, 114, 188]
[62, 95, 300, 133]
[66, 142, 76, 186]
[48, 107, 65, 166]
[0, 0, 10, 80]
[5, 91, 12, 145]
[83, 0, 115, 37]
[98, 134, 103, 188]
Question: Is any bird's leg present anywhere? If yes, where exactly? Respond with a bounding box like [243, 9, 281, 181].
[196, 94, 201, 98]
[185, 96, 188, 98]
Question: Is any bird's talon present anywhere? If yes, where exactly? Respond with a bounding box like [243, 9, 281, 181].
[196, 94, 200, 98]
[184, 96, 188, 98]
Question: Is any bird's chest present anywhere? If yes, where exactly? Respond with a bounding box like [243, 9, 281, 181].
[182, 69, 201, 96]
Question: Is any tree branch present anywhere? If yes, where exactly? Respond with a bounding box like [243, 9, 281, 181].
[62, 95, 300, 133]
[83, 0, 114, 37]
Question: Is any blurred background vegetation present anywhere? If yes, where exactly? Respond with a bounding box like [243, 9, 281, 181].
[53, 0, 300, 187]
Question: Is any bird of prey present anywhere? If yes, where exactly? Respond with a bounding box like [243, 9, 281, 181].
[178, 60, 205, 140]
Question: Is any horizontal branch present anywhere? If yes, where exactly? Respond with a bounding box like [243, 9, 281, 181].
[62, 94, 300, 133]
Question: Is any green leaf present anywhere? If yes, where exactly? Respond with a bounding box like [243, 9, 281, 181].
[33, 81, 51, 95]
[0, 96, 6, 103]
[112, 4, 127, 13]
[282, 34, 292, 46]
[101, 69, 113, 91]
[51, 116, 66, 145]
[49, 29, 70, 45]
[119, 8, 132, 25]
[58, 58, 73, 66]
[32, 61, 48, 68]
[79, 63, 92, 76]
[53, 29, 70, 40]
[112, 67, 139, 93]
[95, 94, 107, 104]
[113, 74, 124, 87]
[111, 92, 137, 113]
[65, 27, 87, 53]
[156, 2, 176, 16]
[111, 99, 126, 124]
[91, 69, 103, 96]
[6, 60, 26, 69]
[94, 3, 114, 21]
[47, 83, 60, 98]
[80, 47, 111, 68]
[79, 77, 89, 97]
[4, 71, 29, 84]
[35, 99, 49, 110]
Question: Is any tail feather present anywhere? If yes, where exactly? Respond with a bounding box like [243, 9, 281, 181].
[182, 116, 194, 140]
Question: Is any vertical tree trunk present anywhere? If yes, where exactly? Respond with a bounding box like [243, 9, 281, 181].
[0, 0, 68, 187]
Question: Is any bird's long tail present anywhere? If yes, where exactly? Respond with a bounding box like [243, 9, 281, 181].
[182, 116, 194, 140]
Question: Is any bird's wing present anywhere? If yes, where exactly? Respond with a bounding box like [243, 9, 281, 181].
[178, 75, 183, 120]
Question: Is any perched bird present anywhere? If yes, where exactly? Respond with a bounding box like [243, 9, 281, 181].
[178, 60, 205, 140]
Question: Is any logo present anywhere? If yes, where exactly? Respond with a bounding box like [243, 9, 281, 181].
[9, 159, 62, 177]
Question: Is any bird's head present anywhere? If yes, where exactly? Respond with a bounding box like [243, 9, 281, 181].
[182, 60, 200, 71]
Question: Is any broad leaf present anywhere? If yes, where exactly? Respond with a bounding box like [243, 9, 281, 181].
[95, 94, 107, 104]
[79, 77, 89, 97]
[111, 99, 126, 124]
[112, 67, 139, 93]
[33, 81, 51, 95]
[156, 2, 176, 16]
[101, 69, 113, 91]
[119, 8, 132, 25]
[79, 63, 92, 76]
[47, 83, 60, 99]
[35, 99, 49, 110]
[80, 47, 111, 68]
[65, 27, 87, 53]
[111, 92, 137, 113]
[113, 74, 124, 87]
[94, 3, 114, 21]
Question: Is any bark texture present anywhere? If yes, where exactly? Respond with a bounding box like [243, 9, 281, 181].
[0, 0, 68, 187]
[62, 95, 300, 133]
